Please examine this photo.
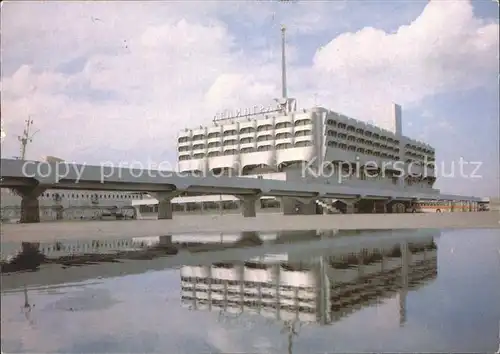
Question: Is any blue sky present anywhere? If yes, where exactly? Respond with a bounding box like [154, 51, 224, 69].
[0, 0, 498, 197]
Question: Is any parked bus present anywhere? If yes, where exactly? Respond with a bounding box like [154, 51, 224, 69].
[411, 201, 472, 213]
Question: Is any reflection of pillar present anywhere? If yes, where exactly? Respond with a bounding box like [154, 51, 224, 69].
[207, 265, 212, 311]
[192, 273, 197, 310]
[358, 251, 365, 277]
[238, 231, 261, 245]
[277, 230, 317, 243]
[399, 242, 409, 326]
[224, 280, 228, 311]
[316, 256, 331, 325]
[158, 235, 172, 245]
[381, 254, 388, 272]
[257, 281, 262, 314]
[274, 263, 281, 320]
[238, 262, 244, 311]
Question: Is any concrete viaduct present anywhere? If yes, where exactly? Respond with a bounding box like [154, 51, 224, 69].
[0, 158, 480, 223]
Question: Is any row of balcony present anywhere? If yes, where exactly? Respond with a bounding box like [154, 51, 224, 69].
[405, 151, 435, 161]
[178, 119, 314, 143]
[326, 131, 401, 154]
[326, 141, 399, 161]
[325, 116, 434, 154]
[179, 141, 314, 160]
[326, 119, 400, 145]
[178, 131, 313, 152]
[404, 143, 435, 155]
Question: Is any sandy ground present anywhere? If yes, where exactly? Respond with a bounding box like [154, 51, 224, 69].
[0, 211, 498, 243]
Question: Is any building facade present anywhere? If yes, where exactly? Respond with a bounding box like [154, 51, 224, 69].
[176, 102, 437, 194]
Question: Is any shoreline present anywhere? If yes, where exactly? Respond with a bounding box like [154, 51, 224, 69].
[1, 212, 498, 243]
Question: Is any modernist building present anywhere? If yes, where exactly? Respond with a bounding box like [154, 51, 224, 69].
[170, 27, 438, 214]
[176, 103, 436, 188]
[172, 100, 437, 214]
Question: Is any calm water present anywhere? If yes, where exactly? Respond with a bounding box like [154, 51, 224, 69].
[1, 228, 499, 353]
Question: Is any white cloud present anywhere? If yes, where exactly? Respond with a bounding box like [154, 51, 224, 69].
[310, 0, 498, 126]
[0, 0, 497, 165]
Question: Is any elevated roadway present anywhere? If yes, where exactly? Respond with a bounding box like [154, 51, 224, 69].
[0, 158, 481, 223]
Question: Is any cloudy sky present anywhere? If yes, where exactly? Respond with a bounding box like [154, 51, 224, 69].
[1, 0, 498, 197]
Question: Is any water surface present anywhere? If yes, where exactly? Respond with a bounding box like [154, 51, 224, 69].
[1, 228, 499, 353]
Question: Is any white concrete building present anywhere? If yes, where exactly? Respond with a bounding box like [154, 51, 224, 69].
[176, 102, 436, 191]
[175, 24, 437, 192]
[133, 26, 440, 215]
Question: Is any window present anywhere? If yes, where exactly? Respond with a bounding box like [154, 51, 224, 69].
[240, 147, 255, 153]
[207, 132, 221, 139]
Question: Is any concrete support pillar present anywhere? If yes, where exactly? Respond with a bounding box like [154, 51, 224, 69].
[303, 200, 318, 215]
[280, 197, 316, 215]
[132, 206, 142, 220]
[319, 229, 336, 238]
[152, 191, 181, 220]
[374, 200, 389, 213]
[355, 199, 374, 213]
[281, 197, 296, 215]
[237, 194, 259, 217]
[383, 198, 395, 214]
[345, 202, 356, 214]
[158, 199, 173, 219]
[12, 186, 46, 223]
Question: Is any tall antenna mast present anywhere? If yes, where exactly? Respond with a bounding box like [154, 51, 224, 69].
[281, 24, 287, 99]
[18, 118, 38, 160]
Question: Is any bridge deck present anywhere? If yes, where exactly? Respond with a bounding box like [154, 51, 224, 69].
[0, 158, 479, 201]
[1, 212, 498, 243]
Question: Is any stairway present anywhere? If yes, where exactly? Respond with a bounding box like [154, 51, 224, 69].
[316, 199, 340, 214]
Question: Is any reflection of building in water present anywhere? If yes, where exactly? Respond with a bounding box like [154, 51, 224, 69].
[180, 238, 438, 326]
[1, 231, 323, 262]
